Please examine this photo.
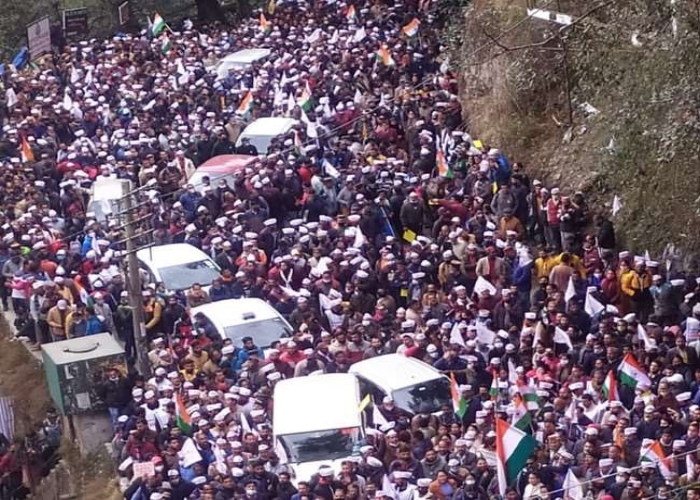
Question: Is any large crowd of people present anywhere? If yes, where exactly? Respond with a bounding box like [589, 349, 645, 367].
[1, 0, 700, 500]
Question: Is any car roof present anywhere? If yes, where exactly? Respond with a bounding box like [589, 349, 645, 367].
[195, 154, 258, 175]
[240, 117, 298, 137]
[136, 244, 212, 269]
[191, 298, 283, 331]
[90, 178, 131, 202]
[273, 374, 361, 435]
[220, 48, 272, 64]
[349, 354, 444, 391]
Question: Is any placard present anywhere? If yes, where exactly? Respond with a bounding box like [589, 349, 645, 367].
[118, 1, 131, 26]
[27, 17, 52, 61]
[132, 461, 155, 478]
[62, 8, 88, 39]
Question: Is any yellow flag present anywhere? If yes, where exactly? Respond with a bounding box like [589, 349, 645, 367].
[358, 394, 371, 412]
[492, 182, 498, 194]
[403, 228, 417, 243]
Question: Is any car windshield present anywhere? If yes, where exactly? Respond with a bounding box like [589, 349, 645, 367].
[158, 260, 221, 291]
[223, 318, 292, 348]
[392, 377, 452, 414]
[279, 428, 359, 463]
[238, 134, 274, 155]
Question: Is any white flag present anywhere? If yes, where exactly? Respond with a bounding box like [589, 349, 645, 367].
[449, 323, 466, 347]
[612, 195, 622, 216]
[473, 276, 497, 296]
[353, 27, 366, 43]
[63, 92, 73, 111]
[306, 28, 322, 44]
[563, 469, 583, 500]
[5, 88, 17, 109]
[85, 68, 93, 87]
[286, 93, 296, 113]
[176, 60, 189, 86]
[584, 290, 605, 317]
[70, 66, 80, 84]
[475, 323, 496, 346]
[564, 276, 576, 303]
[329, 29, 339, 44]
[554, 327, 573, 350]
[637, 323, 657, 351]
[354, 88, 363, 106]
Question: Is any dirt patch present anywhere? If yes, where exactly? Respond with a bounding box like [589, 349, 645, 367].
[60, 442, 122, 500]
[0, 317, 51, 435]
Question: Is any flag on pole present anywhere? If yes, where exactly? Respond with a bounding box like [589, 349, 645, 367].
[564, 276, 576, 303]
[376, 47, 396, 67]
[353, 27, 366, 43]
[511, 394, 531, 432]
[236, 91, 254, 116]
[20, 136, 34, 163]
[298, 84, 312, 111]
[584, 289, 604, 317]
[402, 18, 421, 37]
[496, 418, 538, 495]
[345, 5, 357, 22]
[450, 373, 467, 418]
[489, 374, 499, 400]
[259, 13, 272, 34]
[562, 469, 584, 500]
[160, 35, 172, 54]
[637, 323, 657, 351]
[641, 440, 674, 479]
[553, 327, 573, 350]
[516, 382, 541, 411]
[152, 13, 166, 36]
[619, 353, 652, 389]
[601, 370, 619, 401]
[175, 393, 192, 434]
[436, 150, 453, 178]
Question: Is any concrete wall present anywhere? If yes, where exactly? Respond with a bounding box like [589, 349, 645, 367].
[26, 460, 75, 500]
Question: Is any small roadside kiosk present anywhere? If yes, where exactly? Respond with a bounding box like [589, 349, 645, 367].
[41, 333, 126, 454]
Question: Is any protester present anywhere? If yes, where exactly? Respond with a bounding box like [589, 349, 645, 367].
[1, 1, 700, 500]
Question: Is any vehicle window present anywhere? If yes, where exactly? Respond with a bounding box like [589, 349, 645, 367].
[222, 318, 292, 347]
[391, 377, 451, 414]
[158, 259, 221, 291]
[238, 134, 273, 155]
[278, 428, 359, 463]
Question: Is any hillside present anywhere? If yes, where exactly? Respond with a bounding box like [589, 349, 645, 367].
[447, 0, 700, 269]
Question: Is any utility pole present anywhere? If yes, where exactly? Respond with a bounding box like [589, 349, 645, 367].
[123, 191, 150, 376]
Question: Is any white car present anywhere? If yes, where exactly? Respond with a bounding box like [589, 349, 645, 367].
[136, 243, 221, 292]
[215, 48, 272, 80]
[235, 117, 299, 156]
[190, 298, 293, 348]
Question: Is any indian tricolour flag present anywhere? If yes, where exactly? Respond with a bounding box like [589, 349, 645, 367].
[376, 47, 395, 67]
[436, 150, 452, 178]
[345, 5, 357, 22]
[259, 13, 271, 34]
[496, 418, 537, 495]
[175, 393, 192, 434]
[160, 35, 172, 55]
[516, 382, 540, 411]
[601, 370, 619, 401]
[619, 352, 652, 389]
[236, 91, 254, 116]
[511, 394, 531, 432]
[641, 440, 674, 479]
[402, 18, 421, 37]
[450, 373, 467, 418]
[152, 13, 166, 37]
[298, 83, 312, 112]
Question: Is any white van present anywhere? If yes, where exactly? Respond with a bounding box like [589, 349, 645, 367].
[235, 117, 299, 155]
[136, 243, 221, 292]
[190, 298, 293, 349]
[215, 48, 272, 80]
[273, 374, 363, 483]
[349, 354, 452, 416]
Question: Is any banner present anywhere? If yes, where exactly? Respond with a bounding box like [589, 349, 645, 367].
[27, 17, 52, 61]
[118, 1, 131, 26]
[62, 8, 88, 40]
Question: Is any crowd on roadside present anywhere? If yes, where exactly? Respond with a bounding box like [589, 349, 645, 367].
[2, 0, 700, 500]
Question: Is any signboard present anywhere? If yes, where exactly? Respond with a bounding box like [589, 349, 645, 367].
[27, 17, 52, 61]
[118, 1, 131, 26]
[62, 8, 88, 39]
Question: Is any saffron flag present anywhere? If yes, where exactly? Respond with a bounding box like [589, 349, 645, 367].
[496, 418, 537, 495]
[619, 353, 652, 389]
[376, 47, 395, 67]
[175, 393, 192, 434]
[152, 13, 166, 36]
[259, 13, 271, 34]
[345, 5, 357, 22]
[20, 137, 34, 163]
[436, 150, 452, 178]
[236, 91, 254, 116]
[601, 370, 619, 402]
[450, 373, 467, 418]
[402, 18, 421, 37]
